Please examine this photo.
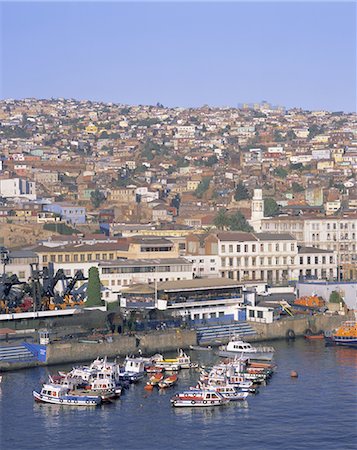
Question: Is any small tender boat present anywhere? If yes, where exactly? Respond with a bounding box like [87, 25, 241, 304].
[218, 337, 275, 361]
[171, 390, 229, 407]
[148, 373, 164, 386]
[158, 374, 178, 389]
[145, 366, 165, 374]
[304, 333, 325, 340]
[33, 383, 101, 406]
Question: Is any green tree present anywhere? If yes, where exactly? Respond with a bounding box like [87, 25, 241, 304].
[90, 189, 106, 208]
[329, 291, 343, 304]
[228, 211, 253, 232]
[292, 182, 304, 193]
[213, 209, 229, 230]
[86, 267, 102, 307]
[273, 167, 288, 178]
[234, 183, 250, 201]
[194, 177, 211, 198]
[264, 198, 280, 217]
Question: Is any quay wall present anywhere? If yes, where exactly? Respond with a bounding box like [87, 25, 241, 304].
[43, 329, 197, 366]
[248, 314, 348, 342]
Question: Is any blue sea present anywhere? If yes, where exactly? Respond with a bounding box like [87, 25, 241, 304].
[1, 339, 356, 450]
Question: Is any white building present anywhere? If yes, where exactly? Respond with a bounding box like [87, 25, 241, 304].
[0, 178, 36, 200]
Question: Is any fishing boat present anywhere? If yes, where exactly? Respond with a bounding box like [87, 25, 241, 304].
[218, 337, 275, 361]
[119, 357, 146, 382]
[171, 390, 229, 407]
[33, 383, 101, 406]
[154, 349, 198, 369]
[158, 374, 178, 389]
[328, 321, 357, 348]
[304, 333, 325, 340]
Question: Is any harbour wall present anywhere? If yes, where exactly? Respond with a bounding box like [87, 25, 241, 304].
[0, 329, 197, 371]
[248, 313, 349, 341]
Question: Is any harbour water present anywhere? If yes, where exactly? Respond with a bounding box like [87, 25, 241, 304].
[1, 339, 356, 450]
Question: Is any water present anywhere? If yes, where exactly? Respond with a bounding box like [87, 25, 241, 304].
[1, 339, 356, 450]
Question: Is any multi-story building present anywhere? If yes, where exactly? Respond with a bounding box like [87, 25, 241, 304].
[43, 203, 86, 225]
[261, 212, 357, 280]
[186, 231, 336, 283]
[0, 178, 36, 200]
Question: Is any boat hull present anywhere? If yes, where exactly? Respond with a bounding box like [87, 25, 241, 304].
[33, 391, 101, 406]
[217, 350, 274, 361]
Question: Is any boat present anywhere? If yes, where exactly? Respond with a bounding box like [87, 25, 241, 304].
[119, 357, 146, 382]
[192, 383, 249, 401]
[328, 321, 357, 348]
[304, 333, 325, 340]
[154, 349, 198, 369]
[147, 373, 164, 386]
[158, 374, 178, 389]
[171, 390, 229, 407]
[33, 383, 101, 406]
[145, 366, 165, 374]
[189, 345, 212, 351]
[218, 337, 275, 361]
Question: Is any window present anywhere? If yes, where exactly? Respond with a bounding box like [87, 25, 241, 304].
[257, 311, 263, 319]
[252, 244, 256, 252]
[291, 244, 295, 251]
[229, 258, 233, 267]
[322, 256, 326, 264]
[95, 254, 100, 260]
[80, 254, 85, 262]
[87, 254, 92, 261]
[58, 255, 63, 263]
[19, 271, 25, 279]
[330, 256, 333, 264]
[229, 245, 233, 253]
[300, 257, 303, 265]
[307, 257, 311, 265]
[275, 243, 279, 251]
[244, 244, 248, 252]
[73, 255, 78, 262]
[43, 255, 48, 263]
[109, 253, 114, 260]
[315, 256, 318, 264]
[221, 245, 226, 253]
[65, 254, 70, 262]
[249, 310, 255, 318]
[236, 245, 241, 252]
[50, 255, 56, 263]
[260, 244, 264, 252]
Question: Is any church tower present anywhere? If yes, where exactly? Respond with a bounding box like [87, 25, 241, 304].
[250, 189, 264, 231]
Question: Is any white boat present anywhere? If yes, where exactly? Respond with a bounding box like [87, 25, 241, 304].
[119, 357, 146, 382]
[171, 389, 229, 407]
[33, 383, 101, 406]
[218, 338, 275, 361]
[192, 382, 249, 401]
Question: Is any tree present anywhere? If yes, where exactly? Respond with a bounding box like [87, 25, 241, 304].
[234, 183, 250, 201]
[273, 167, 288, 178]
[86, 267, 102, 307]
[213, 209, 253, 232]
[228, 211, 253, 232]
[264, 198, 280, 217]
[329, 291, 343, 304]
[213, 209, 229, 230]
[90, 189, 106, 208]
[292, 182, 304, 193]
[194, 177, 211, 198]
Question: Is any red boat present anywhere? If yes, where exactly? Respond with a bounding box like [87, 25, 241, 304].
[158, 374, 178, 389]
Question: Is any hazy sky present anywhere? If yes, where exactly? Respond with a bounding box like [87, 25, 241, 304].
[1, 1, 356, 111]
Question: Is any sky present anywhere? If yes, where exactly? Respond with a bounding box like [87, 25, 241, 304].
[0, 1, 356, 112]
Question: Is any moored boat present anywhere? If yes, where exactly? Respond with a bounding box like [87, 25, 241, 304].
[218, 337, 275, 361]
[148, 372, 164, 386]
[158, 374, 178, 389]
[33, 383, 101, 406]
[328, 321, 357, 348]
[171, 390, 229, 407]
